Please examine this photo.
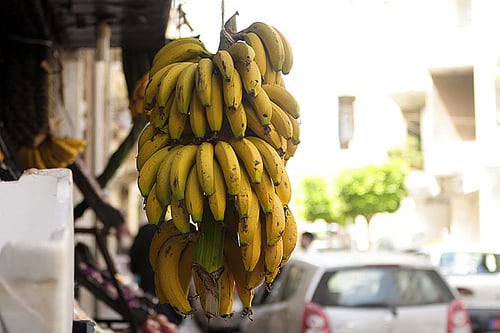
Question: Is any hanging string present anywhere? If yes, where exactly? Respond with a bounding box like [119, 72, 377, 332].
[221, 0, 225, 30]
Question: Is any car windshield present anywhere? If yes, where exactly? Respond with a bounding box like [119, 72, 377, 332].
[439, 251, 500, 275]
[312, 266, 453, 307]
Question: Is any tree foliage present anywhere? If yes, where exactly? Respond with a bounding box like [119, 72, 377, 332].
[299, 176, 335, 223]
[334, 162, 408, 225]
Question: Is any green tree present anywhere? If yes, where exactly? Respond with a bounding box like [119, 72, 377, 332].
[334, 162, 408, 245]
[299, 176, 335, 222]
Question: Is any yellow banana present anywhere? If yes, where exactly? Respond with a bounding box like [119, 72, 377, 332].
[213, 49, 234, 82]
[155, 145, 183, 206]
[242, 32, 267, 78]
[238, 187, 259, 246]
[245, 102, 285, 156]
[138, 122, 157, 150]
[219, 264, 236, 318]
[234, 165, 252, 220]
[224, 102, 247, 139]
[136, 129, 170, 170]
[261, 83, 300, 119]
[275, 166, 292, 205]
[207, 159, 227, 222]
[235, 59, 262, 97]
[227, 41, 255, 65]
[50, 137, 80, 165]
[263, 230, 283, 279]
[149, 219, 184, 271]
[270, 101, 293, 140]
[196, 141, 216, 196]
[284, 138, 299, 162]
[282, 205, 298, 261]
[169, 144, 199, 202]
[38, 140, 63, 168]
[150, 94, 173, 129]
[195, 57, 214, 107]
[245, 87, 272, 126]
[150, 37, 211, 77]
[156, 62, 193, 111]
[178, 240, 195, 300]
[170, 195, 191, 233]
[263, 53, 277, 85]
[167, 97, 188, 142]
[188, 89, 207, 141]
[32, 146, 46, 169]
[246, 136, 284, 186]
[185, 165, 205, 223]
[137, 146, 171, 197]
[286, 111, 301, 145]
[144, 62, 184, 110]
[265, 192, 286, 246]
[241, 218, 262, 272]
[155, 234, 194, 315]
[250, 168, 275, 214]
[222, 68, 243, 111]
[228, 137, 263, 184]
[175, 62, 198, 114]
[273, 26, 293, 75]
[275, 70, 286, 87]
[205, 70, 224, 136]
[244, 22, 285, 72]
[214, 140, 241, 196]
[144, 183, 168, 225]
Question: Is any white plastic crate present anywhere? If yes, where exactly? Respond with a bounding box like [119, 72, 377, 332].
[0, 169, 74, 333]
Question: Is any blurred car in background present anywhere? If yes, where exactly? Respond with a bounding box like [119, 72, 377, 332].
[240, 250, 472, 333]
[423, 243, 500, 333]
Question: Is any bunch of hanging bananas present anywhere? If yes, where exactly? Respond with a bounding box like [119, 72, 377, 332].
[137, 19, 300, 319]
[17, 136, 86, 169]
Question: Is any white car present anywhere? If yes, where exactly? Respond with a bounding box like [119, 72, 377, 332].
[424, 243, 500, 333]
[240, 250, 471, 333]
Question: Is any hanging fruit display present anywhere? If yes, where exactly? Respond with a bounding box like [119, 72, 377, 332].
[136, 14, 300, 319]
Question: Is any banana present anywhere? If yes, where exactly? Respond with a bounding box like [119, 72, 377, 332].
[213, 49, 234, 82]
[170, 195, 191, 233]
[38, 140, 63, 168]
[227, 41, 255, 66]
[245, 88, 272, 126]
[263, 229, 283, 280]
[242, 32, 267, 77]
[243, 22, 285, 72]
[167, 97, 189, 143]
[240, 218, 262, 272]
[32, 146, 46, 169]
[50, 137, 80, 165]
[245, 102, 285, 156]
[219, 264, 235, 318]
[137, 146, 171, 197]
[150, 94, 174, 129]
[235, 59, 262, 97]
[261, 83, 300, 119]
[192, 270, 209, 318]
[205, 71, 224, 136]
[155, 145, 183, 206]
[234, 163, 252, 219]
[275, 70, 286, 87]
[282, 205, 298, 261]
[265, 192, 286, 246]
[284, 138, 299, 162]
[246, 136, 284, 186]
[222, 68, 243, 110]
[149, 219, 184, 271]
[138, 122, 157, 150]
[185, 165, 205, 223]
[150, 37, 211, 77]
[196, 141, 216, 196]
[130, 72, 149, 118]
[136, 129, 170, 170]
[273, 26, 293, 74]
[274, 166, 292, 205]
[155, 234, 194, 315]
[175, 62, 198, 114]
[178, 240, 195, 300]
[188, 89, 207, 141]
[59, 137, 86, 153]
[245, 255, 266, 291]
[250, 169, 275, 214]
[228, 137, 263, 184]
[286, 111, 301, 145]
[262, 53, 277, 85]
[144, 183, 168, 225]
[145, 62, 185, 110]
[156, 62, 193, 111]
[207, 159, 227, 222]
[270, 101, 293, 140]
[214, 140, 241, 196]
[224, 102, 247, 140]
[169, 144, 199, 202]
[238, 187, 260, 245]
[195, 57, 214, 107]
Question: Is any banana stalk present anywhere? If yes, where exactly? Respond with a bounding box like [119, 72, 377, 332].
[193, 206, 225, 318]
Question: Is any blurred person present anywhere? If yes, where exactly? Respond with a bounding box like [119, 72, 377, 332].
[129, 223, 183, 326]
[299, 231, 315, 254]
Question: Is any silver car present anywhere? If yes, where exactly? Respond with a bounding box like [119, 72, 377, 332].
[240, 250, 472, 333]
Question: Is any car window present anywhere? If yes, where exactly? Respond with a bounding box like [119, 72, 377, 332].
[312, 267, 453, 307]
[439, 251, 500, 275]
[255, 264, 305, 305]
